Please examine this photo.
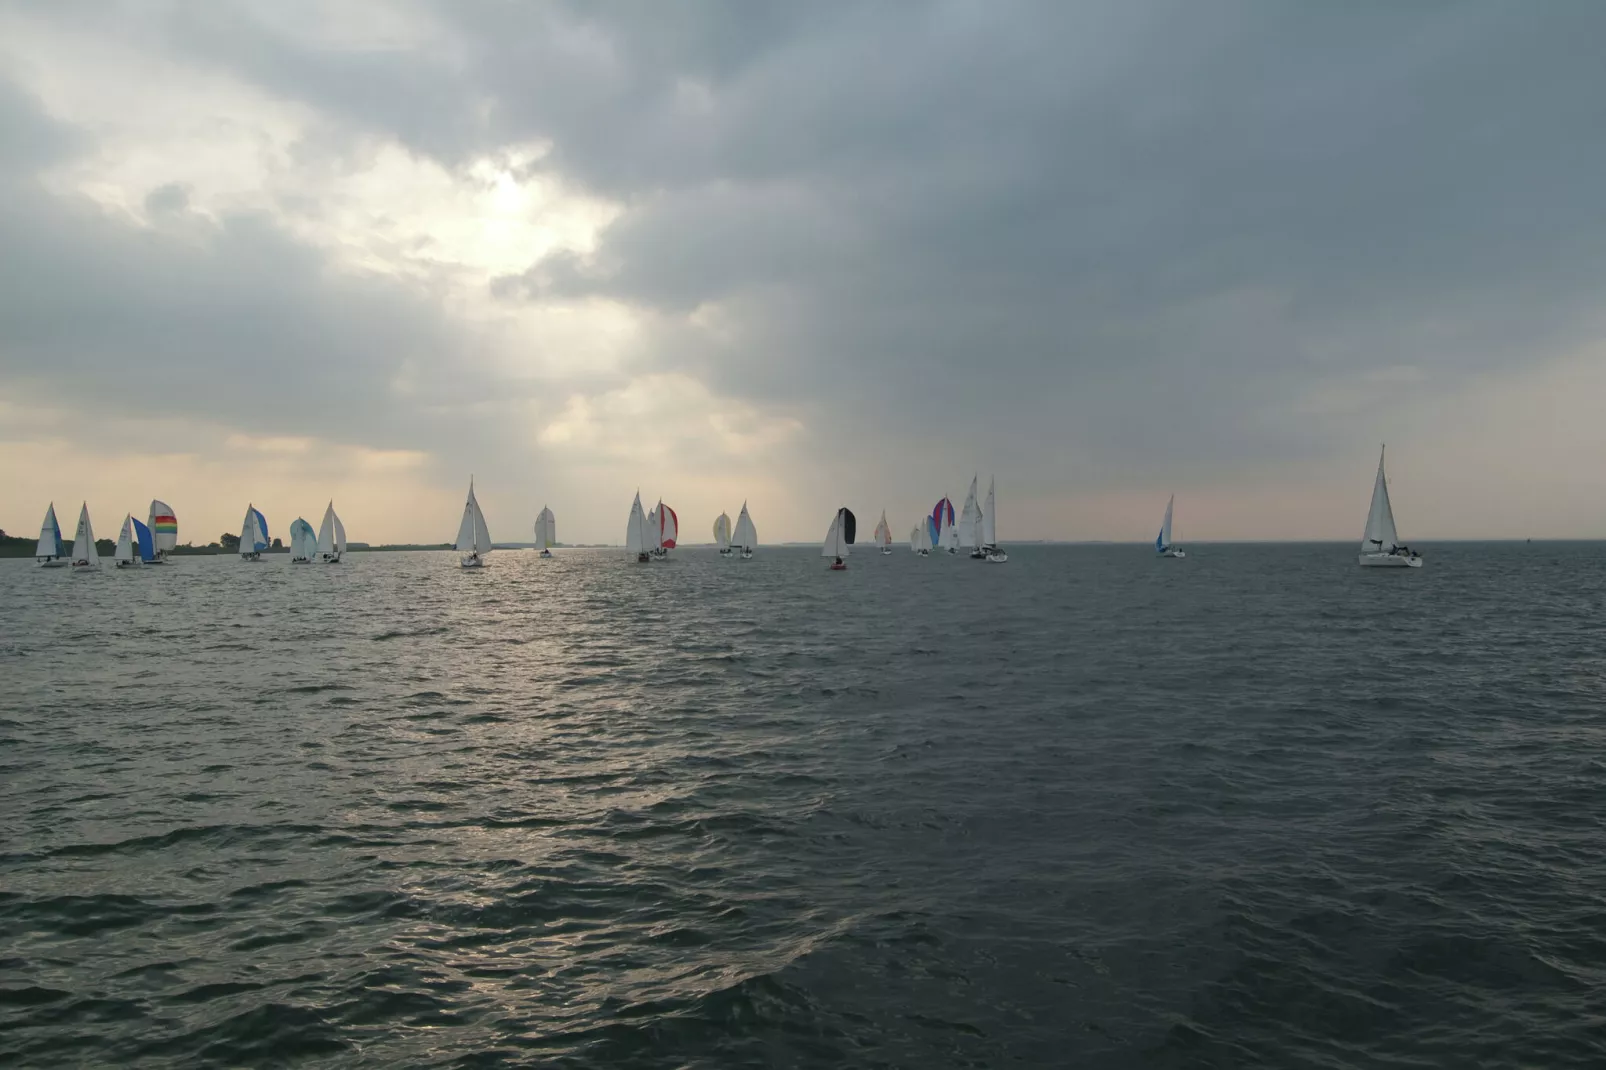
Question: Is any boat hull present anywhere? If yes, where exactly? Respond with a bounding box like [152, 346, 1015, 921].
[986, 551, 1009, 563]
[38, 560, 68, 568]
[459, 555, 486, 569]
[1358, 553, 1421, 568]
[1159, 549, 1186, 558]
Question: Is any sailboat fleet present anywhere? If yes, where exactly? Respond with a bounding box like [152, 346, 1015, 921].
[27, 448, 1428, 574]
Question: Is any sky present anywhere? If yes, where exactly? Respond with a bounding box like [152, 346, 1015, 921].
[5, 0, 1606, 546]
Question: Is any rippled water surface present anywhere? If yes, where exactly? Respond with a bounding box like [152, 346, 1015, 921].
[4, 543, 1605, 1067]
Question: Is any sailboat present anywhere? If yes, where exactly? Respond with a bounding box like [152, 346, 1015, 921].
[289, 518, 316, 563]
[645, 503, 663, 559]
[239, 505, 269, 561]
[932, 497, 956, 555]
[1359, 446, 1422, 568]
[114, 514, 142, 568]
[823, 507, 855, 569]
[456, 479, 492, 567]
[714, 512, 733, 557]
[534, 506, 556, 558]
[909, 525, 928, 555]
[317, 502, 346, 563]
[70, 503, 99, 569]
[981, 477, 1007, 562]
[147, 500, 177, 563]
[652, 501, 679, 559]
[1156, 495, 1185, 558]
[732, 501, 757, 559]
[960, 477, 986, 558]
[36, 503, 68, 566]
[627, 493, 652, 562]
[873, 510, 893, 555]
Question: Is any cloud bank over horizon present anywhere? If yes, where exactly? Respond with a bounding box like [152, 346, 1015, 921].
[5, 0, 1606, 546]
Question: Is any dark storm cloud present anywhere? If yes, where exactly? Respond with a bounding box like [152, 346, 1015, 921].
[5, 1, 1606, 494]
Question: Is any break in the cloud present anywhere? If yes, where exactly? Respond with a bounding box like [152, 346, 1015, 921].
[3, 0, 1606, 545]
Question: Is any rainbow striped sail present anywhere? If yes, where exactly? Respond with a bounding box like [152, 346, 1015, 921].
[147, 500, 177, 557]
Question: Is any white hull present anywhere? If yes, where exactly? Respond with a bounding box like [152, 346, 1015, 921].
[1159, 549, 1186, 558]
[986, 551, 1009, 563]
[38, 560, 68, 568]
[460, 555, 485, 569]
[1359, 553, 1421, 568]
[114, 561, 141, 569]
[741, 551, 753, 559]
[881, 547, 893, 555]
[538, 550, 552, 558]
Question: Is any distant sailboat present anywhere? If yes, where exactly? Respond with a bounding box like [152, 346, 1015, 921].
[960, 477, 986, 558]
[1156, 495, 1185, 558]
[714, 512, 733, 556]
[732, 501, 757, 559]
[534, 506, 556, 558]
[147, 500, 177, 563]
[652, 501, 679, 559]
[70, 503, 99, 569]
[36, 503, 67, 567]
[1359, 446, 1422, 568]
[932, 497, 956, 555]
[909, 524, 928, 556]
[627, 493, 652, 562]
[456, 479, 492, 568]
[114, 514, 142, 568]
[239, 504, 269, 561]
[317, 502, 345, 563]
[289, 518, 316, 563]
[823, 507, 855, 569]
[874, 510, 893, 555]
[981, 477, 1007, 562]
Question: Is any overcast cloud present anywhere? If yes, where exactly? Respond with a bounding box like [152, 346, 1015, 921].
[4, 0, 1606, 545]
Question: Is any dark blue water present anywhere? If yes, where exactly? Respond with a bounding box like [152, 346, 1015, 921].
[3, 543, 1604, 1067]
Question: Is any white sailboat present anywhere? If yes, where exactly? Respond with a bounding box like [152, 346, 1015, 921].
[534, 506, 555, 558]
[456, 479, 492, 568]
[147, 500, 177, 563]
[823, 507, 855, 569]
[650, 501, 678, 559]
[317, 502, 346, 563]
[645, 503, 663, 559]
[982, 477, 1007, 562]
[36, 502, 68, 567]
[627, 493, 652, 562]
[113, 514, 141, 568]
[1156, 494, 1185, 558]
[1359, 446, 1422, 568]
[239, 505, 269, 561]
[960, 477, 986, 558]
[714, 512, 733, 557]
[289, 518, 316, 563]
[732, 501, 757, 559]
[909, 525, 928, 555]
[874, 510, 893, 555]
[70, 503, 99, 569]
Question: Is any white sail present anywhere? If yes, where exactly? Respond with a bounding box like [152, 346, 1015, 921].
[72, 503, 99, 565]
[646, 505, 663, 552]
[147, 500, 177, 557]
[873, 511, 891, 546]
[944, 516, 959, 552]
[627, 493, 650, 555]
[37, 503, 65, 560]
[714, 512, 732, 549]
[909, 525, 922, 553]
[1361, 448, 1400, 554]
[958, 477, 980, 548]
[822, 511, 844, 558]
[239, 505, 268, 557]
[732, 502, 757, 551]
[114, 514, 137, 564]
[317, 502, 343, 560]
[1158, 494, 1175, 552]
[534, 506, 556, 549]
[982, 478, 997, 547]
[456, 481, 492, 555]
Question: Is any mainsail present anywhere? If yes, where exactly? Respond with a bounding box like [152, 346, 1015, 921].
[456, 481, 492, 555]
[627, 493, 650, 555]
[1157, 494, 1175, 554]
[71, 503, 99, 565]
[732, 502, 757, 552]
[114, 515, 138, 565]
[318, 501, 345, 561]
[909, 525, 923, 553]
[958, 477, 981, 549]
[982, 478, 997, 549]
[1361, 448, 1400, 554]
[37, 503, 66, 560]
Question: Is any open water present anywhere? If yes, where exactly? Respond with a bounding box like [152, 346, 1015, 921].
[3, 543, 1605, 1068]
